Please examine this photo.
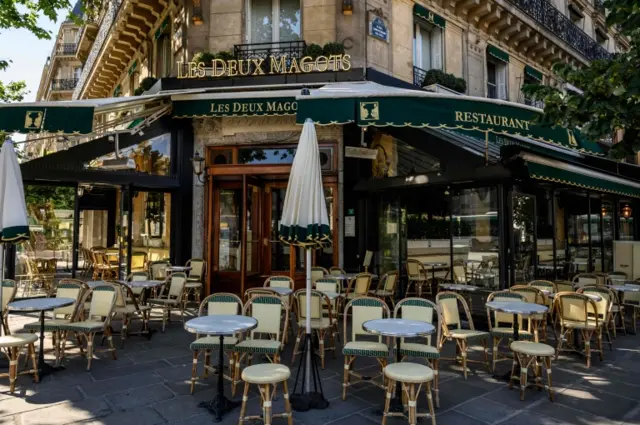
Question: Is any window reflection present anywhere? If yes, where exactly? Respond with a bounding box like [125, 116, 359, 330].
[88, 133, 171, 175]
[238, 148, 297, 165]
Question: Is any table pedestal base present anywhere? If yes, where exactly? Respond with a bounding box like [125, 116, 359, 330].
[291, 333, 329, 412]
[198, 396, 240, 423]
[39, 362, 65, 379]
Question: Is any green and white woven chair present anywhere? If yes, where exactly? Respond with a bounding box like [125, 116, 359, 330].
[578, 286, 615, 349]
[291, 289, 336, 369]
[370, 271, 398, 308]
[148, 260, 170, 281]
[264, 275, 295, 342]
[23, 280, 84, 363]
[311, 266, 329, 286]
[436, 291, 490, 379]
[315, 277, 341, 337]
[232, 294, 288, 397]
[342, 296, 390, 400]
[126, 271, 149, 299]
[108, 281, 151, 348]
[147, 272, 187, 332]
[345, 273, 374, 302]
[59, 283, 118, 371]
[394, 297, 441, 408]
[184, 259, 206, 308]
[190, 293, 242, 394]
[405, 259, 428, 297]
[486, 291, 533, 373]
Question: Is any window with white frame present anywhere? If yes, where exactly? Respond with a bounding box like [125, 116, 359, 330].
[487, 59, 507, 100]
[248, 0, 300, 43]
[413, 21, 443, 71]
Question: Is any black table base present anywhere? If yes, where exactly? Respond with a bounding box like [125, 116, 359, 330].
[199, 335, 239, 423]
[291, 332, 329, 412]
[376, 337, 404, 416]
[38, 311, 65, 379]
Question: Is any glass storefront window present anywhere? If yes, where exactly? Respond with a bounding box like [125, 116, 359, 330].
[219, 189, 242, 272]
[239, 148, 296, 165]
[601, 197, 614, 273]
[619, 200, 634, 241]
[565, 192, 591, 273]
[131, 191, 171, 267]
[451, 187, 499, 290]
[88, 133, 171, 176]
[513, 192, 535, 284]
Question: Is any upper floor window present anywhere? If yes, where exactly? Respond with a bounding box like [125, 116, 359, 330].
[248, 0, 301, 43]
[486, 45, 509, 100]
[568, 3, 584, 29]
[595, 27, 609, 49]
[413, 21, 443, 71]
[523, 66, 543, 108]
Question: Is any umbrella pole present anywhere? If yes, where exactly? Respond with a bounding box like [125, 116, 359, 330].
[0, 244, 3, 335]
[305, 248, 312, 394]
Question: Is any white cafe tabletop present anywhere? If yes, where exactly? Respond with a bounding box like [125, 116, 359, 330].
[328, 273, 378, 280]
[126, 280, 164, 288]
[439, 283, 478, 292]
[423, 262, 447, 267]
[265, 286, 293, 296]
[550, 292, 603, 301]
[8, 297, 75, 312]
[318, 290, 342, 300]
[184, 314, 257, 336]
[363, 318, 435, 338]
[167, 266, 192, 271]
[610, 284, 640, 292]
[486, 301, 548, 315]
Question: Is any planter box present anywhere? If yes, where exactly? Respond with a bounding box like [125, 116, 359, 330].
[423, 83, 463, 96]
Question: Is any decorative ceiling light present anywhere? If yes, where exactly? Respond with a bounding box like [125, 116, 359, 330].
[621, 204, 632, 218]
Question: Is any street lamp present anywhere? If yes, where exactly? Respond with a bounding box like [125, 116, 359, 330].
[191, 152, 206, 184]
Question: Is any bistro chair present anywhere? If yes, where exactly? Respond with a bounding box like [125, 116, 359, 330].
[92, 251, 117, 280]
[127, 271, 150, 299]
[554, 292, 604, 368]
[394, 297, 441, 407]
[238, 363, 293, 425]
[292, 289, 336, 369]
[315, 277, 341, 338]
[608, 271, 628, 281]
[59, 284, 118, 371]
[23, 280, 84, 363]
[190, 293, 242, 394]
[342, 296, 390, 400]
[529, 280, 556, 295]
[232, 294, 288, 397]
[0, 328, 38, 393]
[485, 291, 532, 372]
[622, 282, 640, 333]
[109, 281, 151, 348]
[436, 291, 490, 379]
[311, 266, 329, 287]
[147, 272, 188, 332]
[148, 260, 170, 281]
[509, 340, 554, 401]
[345, 272, 374, 302]
[555, 281, 576, 293]
[369, 270, 398, 307]
[577, 286, 615, 348]
[329, 266, 346, 276]
[184, 259, 206, 308]
[1, 280, 17, 323]
[382, 362, 436, 425]
[244, 287, 280, 302]
[510, 285, 549, 341]
[405, 259, 427, 297]
[264, 275, 295, 341]
[572, 273, 599, 288]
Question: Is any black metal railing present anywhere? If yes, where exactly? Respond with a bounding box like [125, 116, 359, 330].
[487, 83, 498, 99]
[413, 66, 427, 87]
[51, 78, 79, 91]
[57, 43, 78, 55]
[233, 40, 307, 61]
[507, 0, 611, 61]
[594, 0, 605, 13]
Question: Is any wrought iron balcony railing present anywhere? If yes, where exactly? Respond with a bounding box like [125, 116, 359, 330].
[413, 66, 427, 87]
[51, 78, 79, 91]
[507, 0, 611, 61]
[57, 43, 78, 55]
[594, 0, 605, 13]
[233, 40, 307, 61]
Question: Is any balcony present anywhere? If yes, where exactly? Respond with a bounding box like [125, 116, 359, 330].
[51, 78, 79, 91]
[233, 40, 307, 61]
[56, 43, 78, 56]
[413, 66, 427, 87]
[506, 0, 611, 61]
[594, 0, 605, 13]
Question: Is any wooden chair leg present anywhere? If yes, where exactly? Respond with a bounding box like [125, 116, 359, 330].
[86, 333, 95, 371]
[282, 379, 293, 425]
[238, 381, 250, 425]
[342, 355, 350, 400]
[382, 378, 394, 425]
[8, 347, 17, 393]
[190, 350, 199, 394]
[29, 343, 39, 383]
[426, 381, 436, 425]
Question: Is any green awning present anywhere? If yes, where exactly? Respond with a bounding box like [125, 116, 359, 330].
[113, 85, 121, 97]
[0, 105, 95, 134]
[155, 17, 169, 40]
[173, 97, 299, 118]
[525, 65, 543, 82]
[523, 153, 640, 197]
[128, 60, 138, 76]
[487, 45, 509, 63]
[413, 4, 446, 28]
[295, 82, 603, 155]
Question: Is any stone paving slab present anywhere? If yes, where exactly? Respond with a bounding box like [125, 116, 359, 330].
[0, 310, 639, 425]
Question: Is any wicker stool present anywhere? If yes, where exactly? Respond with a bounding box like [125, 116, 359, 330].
[383, 362, 436, 425]
[509, 341, 554, 401]
[0, 334, 39, 393]
[238, 363, 293, 425]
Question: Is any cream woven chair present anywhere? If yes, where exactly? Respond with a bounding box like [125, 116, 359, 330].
[578, 286, 615, 349]
[345, 272, 374, 302]
[148, 260, 170, 281]
[126, 271, 149, 300]
[0, 330, 39, 393]
[510, 285, 549, 341]
[315, 277, 341, 338]
[264, 275, 295, 342]
[190, 293, 242, 394]
[329, 266, 346, 276]
[555, 281, 576, 293]
[23, 280, 84, 363]
[370, 271, 398, 308]
[554, 292, 604, 368]
[486, 291, 533, 372]
[147, 272, 187, 332]
[238, 363, 293, 425]
[572, 273, 599, 288]
[622, 281, 640, 333]
[405, 259, 427, 297]
[59, 284, 118, 371]
[394, 297, 441, 408]
[232, 294, 288, 397]
[311, 266, 329, 286]
[436, 291, 490, 379]
[109, 281, 151, 348]
[292, 289, 336, 369]
[184, 259, 206, 308]
[529, 280, 556, 295]
[509, 341, 554, 401]
[342, 296, 390, 400]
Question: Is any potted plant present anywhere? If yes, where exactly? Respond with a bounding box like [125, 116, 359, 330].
[322, 42, 345, 56]
[421, 69, 466, 94]
[134, 77, 158, 96]
[304, 43, 323, 59]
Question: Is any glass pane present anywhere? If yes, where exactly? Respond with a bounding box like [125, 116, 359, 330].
[251, 0, 273, 43]
[88, 133, 171, 176]
[565, 193, 591, 274]
[601, 198, 613, 273]
[246, 185, 260, 274]
[116, 188, 130, 279]
[535, 190, 558, 279]
[279, 0, 300, 41]
[316, 186, 334, 269]
[420, 29, 431, 70]
[379, 198, 404, 273]
[451, 187, 499, 289]
[128, 192, 171, 268]
[219, 189, 241, 272]
[270, 187, 291, 271]
[17, 185, 75, 296]
[238, 148, 296, 165]
[619, 200, 634, 240]
[513, 193, 535, 284]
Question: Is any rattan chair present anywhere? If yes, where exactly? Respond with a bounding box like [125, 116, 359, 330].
[342, 296, 390, 400]
[311, 266, 329, 285]
[572, 273, 599, 288]
[109, 281, 151, 348]
[554, 281, 576, 293]
[147, 272, 187, 332]
[315, 277, 341, 338]
[184, 259, 206, 308]
[345, 272, 374, 302]
[292, 289, 336, 369]
[486, 291, 532, 372]
[264, 275, 295, 342]
[436, 291, 490, 379]
[578, 286, 615, 348]
[369, 271, 398, 307]
[510, 285, 549, 341]
[394, 297, 441, 407]
[405, 259, 428, 297]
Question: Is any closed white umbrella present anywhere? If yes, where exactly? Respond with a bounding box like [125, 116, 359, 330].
[280, 119, 330, 411]
[0, 141, 30, 330]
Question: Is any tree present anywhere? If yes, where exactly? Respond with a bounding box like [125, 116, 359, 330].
[523, 0, 640, 159]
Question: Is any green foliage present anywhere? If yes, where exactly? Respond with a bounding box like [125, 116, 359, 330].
[25, 186, 74, 210]
[193, 51, 217, 64]
[322, 42, 345, 56]
[304, 44, 323, 59]
[421, 69, 466, 94]
[522, 0, 640, 158]
[133, 77, 158, 95]
[216, 51, 235, 61]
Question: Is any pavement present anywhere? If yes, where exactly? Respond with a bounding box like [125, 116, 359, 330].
[1, 307, 640, 425]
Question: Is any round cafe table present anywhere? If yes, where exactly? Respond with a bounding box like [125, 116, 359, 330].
[167, 266, 191, 274]
[184, 314, 257, 422]
[8, 297, 75, 378]
[439, 283, 478, 292]
[264, 286, 293, 296]
[610, 284, 640, 292]
[363, 318, 435, 414]
[423, 261, 447, 281]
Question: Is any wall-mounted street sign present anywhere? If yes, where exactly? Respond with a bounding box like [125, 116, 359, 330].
[177, 54, 351, 79]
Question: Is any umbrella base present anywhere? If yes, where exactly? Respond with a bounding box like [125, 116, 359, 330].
[291, 333, 329, 412]
[290, 392, 329, 412]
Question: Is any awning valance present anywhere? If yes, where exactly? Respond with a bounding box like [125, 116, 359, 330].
[172, 90, 300, 118]
[295, 82, 604, 155]
[522, 153, 640, 197]
[487, 45, 509, 63]
[525, 65, 543, 82]
[413, 4, 446, 29]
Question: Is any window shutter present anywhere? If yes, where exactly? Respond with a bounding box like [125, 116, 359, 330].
[431, 27, 443, 70]
[413, 24, 421, 67]
[497, 64, 507, 100]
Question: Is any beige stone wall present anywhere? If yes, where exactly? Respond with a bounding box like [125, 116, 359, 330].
[445, 23, 464, 78]
[302, 0, 337, 46]
[466, 32, 486, 97]
[208, 0, 243, 53]
[508, 55, 525, 103]
[391, 0, 414, 84]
